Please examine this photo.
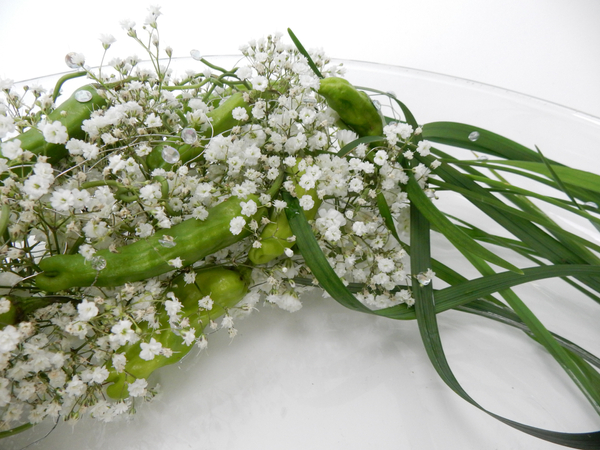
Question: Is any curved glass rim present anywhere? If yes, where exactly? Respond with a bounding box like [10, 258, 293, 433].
[15, 54, 600, 123]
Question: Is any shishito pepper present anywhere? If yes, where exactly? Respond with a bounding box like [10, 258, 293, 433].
[106, 265, 249, 399]
[3, 85, 107, 167]
[317, 77, 383, 138]
[35, 194, 264, 292]
[145, 92, 251, 170]
[249, 161, 321, 265]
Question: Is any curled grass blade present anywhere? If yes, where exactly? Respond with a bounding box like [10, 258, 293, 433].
[409, 201, 600, 448]
[406, 174, 523, 274]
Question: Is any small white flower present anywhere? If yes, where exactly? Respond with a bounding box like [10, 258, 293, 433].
[77, 299, 99, 321]
[182, 330, 196, 346]
[373, 150, 388, 166]
[128, 378, 148, 397]
[299, 195, 315, 211]
[139, 338, 162, 361]
[112, 353, 126, 373]
[168, 257, 183, 268]
[0, 325, 21, 353]
[42, 120, 68, 144]
[1, 140, 23, 159]
[198, 295, 213, 310]
[250, 76, 268, 92]
[65, 375, 87, 397]
[229, 216, 246, 235]
[0, 297, 10, 315]
[144, 113, 162, 128]
[240, 199, 258, 217]
[99, 34, 116, 49]
[232, 107, 249, 121]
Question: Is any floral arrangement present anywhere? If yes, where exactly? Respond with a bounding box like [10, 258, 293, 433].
[1, 6, 599, 448]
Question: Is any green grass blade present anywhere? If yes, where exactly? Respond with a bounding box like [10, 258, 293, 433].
[421, 153, 600, 293]
[337, 135, 384, 158]
[283, 192, 373, 315]
[287, 28, 323, 79]
[429, 178, 600, 258]
[406, 174, 523, 274]
[457, 299, 600, 369]
[422, 122, 552, 162]
[410, 201, 600, 448]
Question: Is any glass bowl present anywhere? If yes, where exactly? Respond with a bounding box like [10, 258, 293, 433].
[4, 57, 600, 450]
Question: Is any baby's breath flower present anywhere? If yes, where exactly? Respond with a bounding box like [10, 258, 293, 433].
[128, 378, 148, 397]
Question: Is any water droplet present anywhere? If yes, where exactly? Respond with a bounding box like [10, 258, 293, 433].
[190, 49, 202, 61]
[302, 97, 317, 105]
[161, 145, 180, 164]
[65, 52, 83, 69]
[417, 276, 431, 286]
[181, 128, 197, 144]
[372, 100, 382, 111]
[189, 162, 197, 169]
[477, 155, 489, 161]
[158, 236, 177, 248]
[386, 90, 397, 98]
[91, 256, 107, 271]
[468, 131, 480, 142]
[74, 89, 93, 103]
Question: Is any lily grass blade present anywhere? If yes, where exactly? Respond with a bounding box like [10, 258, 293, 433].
[355, 86, 420, 129]
[406, 174, 523, 274]
[286, 29, 324, 79]
[337, 135, 383, 158]
[457, 299, 600, 369]
[282, 192, 373, 315]
[463, 251, 600, 415]
[422, 122, 553, 163]
[428, 178, 600, 259]
[480, 160, 600, 196]
[410, 201, 600, 448]
[422, 154, 600, 293]
[436, 175, 600, 227]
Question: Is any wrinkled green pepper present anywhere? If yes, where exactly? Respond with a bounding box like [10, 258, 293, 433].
[106, 265, 249, 399]
[36, 194, 263, 292]
[249, 161, 321, 265]
[145, 92, 251, 170]
[3, 85, 107, 168]
[317, 77, 383, 138]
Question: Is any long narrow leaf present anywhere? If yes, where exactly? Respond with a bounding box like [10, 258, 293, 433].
[406, 174, 523, 273]
[410, 201, 600, 448]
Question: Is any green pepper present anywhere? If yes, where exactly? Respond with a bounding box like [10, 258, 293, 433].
[4, 85, 107, 168]
[0, 295, 71, 329]
[145, 92, 251, 170]
[248, 161, 321, 265]
[0, 299, 17, 329]
[317, 77, 383, 138]
[36, 194, 263, 292]
[106, 265, 250, 399]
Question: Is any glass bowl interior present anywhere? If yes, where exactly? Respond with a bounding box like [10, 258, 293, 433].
[5, 57, 600, 450]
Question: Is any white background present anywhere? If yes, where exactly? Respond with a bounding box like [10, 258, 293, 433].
[0, 0, 599, 117]
[1, 1, 600, 449]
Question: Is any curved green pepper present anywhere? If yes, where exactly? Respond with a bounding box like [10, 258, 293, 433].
[249, 161, 321, 265]
[3, 85, 107, 168]
[106, 265, 250, 399]
[145, 92, 251, 170]
[317, 77, 383, 138]
[35, 194, 263, 292]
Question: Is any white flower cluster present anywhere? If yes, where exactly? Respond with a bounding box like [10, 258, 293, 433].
[0, 6, 440, 434]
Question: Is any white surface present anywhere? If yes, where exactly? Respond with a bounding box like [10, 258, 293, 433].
[0, 0, 599, 117]
[2, 2, 600, 449]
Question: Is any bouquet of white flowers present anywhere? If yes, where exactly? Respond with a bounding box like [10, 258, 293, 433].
[1, 6, 599, 449]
